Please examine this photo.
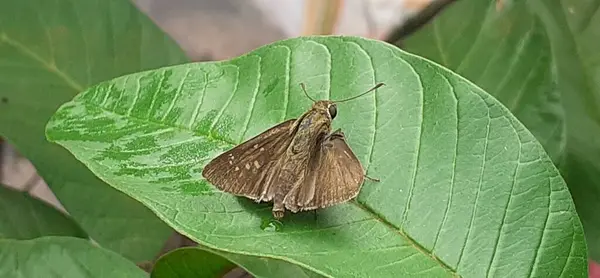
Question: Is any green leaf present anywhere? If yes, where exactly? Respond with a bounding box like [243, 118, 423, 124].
[401, 0, 600, 262]
[219, 250, 324, 278]
[0, 236, 147, 278]
[530, 0, 600, 263]
[402, 0, 565, 164]
[151, 247, 235, 278]
[0, 185, 87, 239]
[151, 247, 322, 278]
[46, 36, 586, 277]
[0, 0, 189, 261]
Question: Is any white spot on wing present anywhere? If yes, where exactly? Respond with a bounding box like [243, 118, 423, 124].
[245, 163, 251, 170]
[235, 166, 240, 171]
[254, 161, 260, 168]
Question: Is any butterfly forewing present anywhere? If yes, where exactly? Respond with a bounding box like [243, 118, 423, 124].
[202, 119, 296, 200]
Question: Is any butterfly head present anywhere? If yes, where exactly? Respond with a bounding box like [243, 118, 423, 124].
[312, 100, 337, 120]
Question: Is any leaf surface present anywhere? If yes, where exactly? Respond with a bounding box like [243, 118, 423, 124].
[151, 247, 323, 278]
[402, 0, 565, 163]
[0, 0, 188, 261]
[151, 247, 236, 278]
[0, 237, 147, 278]
[402, 0, 600, 262]
[0, 185, 87, 239]
[46, 36, 587, 277]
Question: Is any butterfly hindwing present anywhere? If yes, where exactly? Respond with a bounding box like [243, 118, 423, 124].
[284, 130, 364, 212]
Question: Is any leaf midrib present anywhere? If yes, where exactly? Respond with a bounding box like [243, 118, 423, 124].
[351, 200, 455, 274]
[0, 34, 83, 92]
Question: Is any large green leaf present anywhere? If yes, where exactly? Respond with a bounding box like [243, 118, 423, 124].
[151, 247, 236, 278]
[402, 0, 565, 164]
[0, 185, 87, 239]
[530, 0, 600, 263]
[151, 247, 322, 278]
[0, 0, 188, 261]
[0, 236, 147, 278]
[218, 250, 324, 278]
[45, 36, 586, 277]
[401, 0, 600, 261]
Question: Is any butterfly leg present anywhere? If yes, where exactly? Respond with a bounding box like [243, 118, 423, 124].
[364, 175, 380, 182]
[322, 129, 345, 149]
[272, 201, 285, 219]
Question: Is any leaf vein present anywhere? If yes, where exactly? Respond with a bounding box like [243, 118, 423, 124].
[400, 64, 425, 227]
[282, 45, 292, 120]
[486, 133, 522, 276]
[351, 201, 456, 274]
[113, 75, 130, 109]
[126, 77, 141, 116]
[210, 65, 240, 131]
[189, 71, 209, 129]
[0, 35, 83, 91]
[509, 52, 544, 111]
[454, 3, 492, 73]
[456, 94, 491, 270]
[492, 24, 535, 94]
[432, 72, 459, 252]
[239, 55, 262, 142]
[100, 83, 115, 107]
[147, 69, 167, 119]
[161, 68, 190, 122]
[347, 40, 377, 171]
[528, 156, 553, 277]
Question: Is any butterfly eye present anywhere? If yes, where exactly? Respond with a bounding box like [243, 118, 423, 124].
[328, 104, 337, 119]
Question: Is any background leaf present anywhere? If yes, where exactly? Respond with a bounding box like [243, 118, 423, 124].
[46, 36, 586, 277]
[0, 185, 87, 239]
[531, 0, 600, 263]
[218, 250, 324, 278]
[151, 247, 323, 278]
[151, 247, 236, 278]
[0, 0, 188, 261]
[0, 236, 147, 278]
[401, 0, 600, 262]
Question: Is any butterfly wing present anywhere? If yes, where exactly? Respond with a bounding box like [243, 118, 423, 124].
[284, 130, 365, 212]
[202, 119, 296, 201]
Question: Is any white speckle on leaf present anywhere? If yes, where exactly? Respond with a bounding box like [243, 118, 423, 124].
[245, 163, 251, 170]
[235, 167, 240, 171]
[260, 147, 265, 152]
[254, 161, 260, 169]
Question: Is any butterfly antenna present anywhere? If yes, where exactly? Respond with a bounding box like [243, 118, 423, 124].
[333, 83, 385, 103]
[300, 83, 318, 103]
